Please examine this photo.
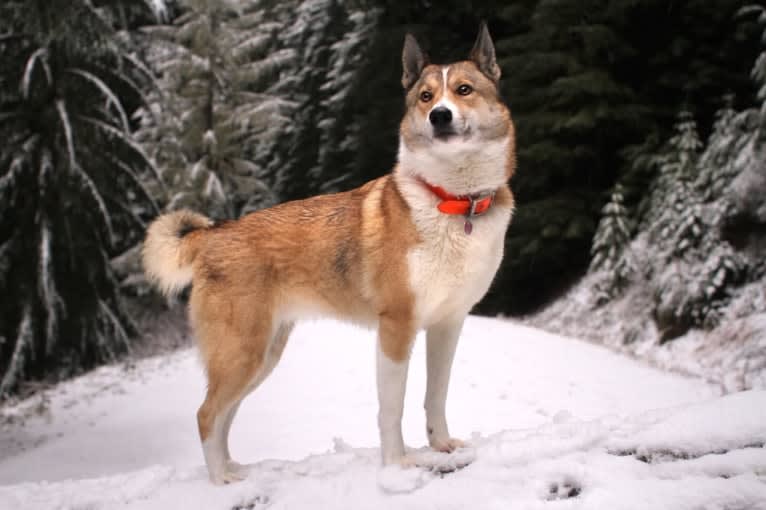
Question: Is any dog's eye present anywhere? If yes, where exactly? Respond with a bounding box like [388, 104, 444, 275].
[419, 90, 433, 102]
[457, 84, 473, 96]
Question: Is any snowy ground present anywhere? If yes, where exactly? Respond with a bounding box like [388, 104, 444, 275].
[1, 316, 764, 509]
[528, 274, 766, 391]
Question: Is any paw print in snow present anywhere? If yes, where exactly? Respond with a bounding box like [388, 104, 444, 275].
[543, 478, 581, 501]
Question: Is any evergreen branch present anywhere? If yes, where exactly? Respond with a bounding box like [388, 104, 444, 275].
[139, 25, 177, 42]
[65, 68, 130, 133]
[121, 50, 160, 88]
[78, 114, 161, 184]
[0, 155, 26, 197]
[109, 196, 147, 230]
[0, 112, 22, 126]
[55, 99, 78, 171]
[98, 299, 132, 355]
[0, 33, 31, 43]
[0, 303, 33, 396]
[20, 48, 51, 99]
[104, 152, 160, 215]
[143, 0, 169, 22]
[72, 161, 116, 245]
[37, 146, 53, 196]
[93, 62, 161, 125]
[38, 219, 62, 355]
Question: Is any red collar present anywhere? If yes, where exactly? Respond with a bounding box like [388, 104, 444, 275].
[421, 181, 495, 217]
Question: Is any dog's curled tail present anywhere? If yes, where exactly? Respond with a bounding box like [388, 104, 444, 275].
[142, 210, 213, 297]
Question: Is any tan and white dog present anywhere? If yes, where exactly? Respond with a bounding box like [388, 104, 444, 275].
[142, 23, 515, 484]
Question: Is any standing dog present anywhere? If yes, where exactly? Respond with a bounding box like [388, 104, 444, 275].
[143, 23, 515, 484]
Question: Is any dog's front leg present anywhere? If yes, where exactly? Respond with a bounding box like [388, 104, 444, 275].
[424, 316, 465, 453]
[376, 313, 415, 465]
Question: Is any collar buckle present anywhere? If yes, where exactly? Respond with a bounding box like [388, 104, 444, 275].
[468, 197, 479, 217]
[467, 191, 495, 217]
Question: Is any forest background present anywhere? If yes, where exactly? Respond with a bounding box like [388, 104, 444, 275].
[1, 0, 764, 395]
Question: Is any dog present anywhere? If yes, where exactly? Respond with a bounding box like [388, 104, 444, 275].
[142, 22, 515, 484]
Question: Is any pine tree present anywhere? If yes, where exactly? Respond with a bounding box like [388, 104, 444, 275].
[264, 0, 341, 200]
[263, 0, 381, 201]
[483, 0, 759, 315]
[689, 244, 745, 328]
[314, 6, 382, 194]
[746, 5, 766, 129]
[755, 25, 766, 143]
[644, 97, 761, 338]
[590, 184, 632, 272]
[590, 184, 634, 303]
[644, 110, 703, 237]
[697, 95, 744, 200]
[137, 0, 280, 219]
[0, 0, 165, 396]
[491, 0, 666, 314]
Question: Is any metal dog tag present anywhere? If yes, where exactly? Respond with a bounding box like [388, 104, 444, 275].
[465, 196, 479, 235]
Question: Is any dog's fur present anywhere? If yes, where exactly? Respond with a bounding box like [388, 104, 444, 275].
[142, 23, 515, 484]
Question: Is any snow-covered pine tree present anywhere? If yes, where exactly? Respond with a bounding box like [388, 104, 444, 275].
[653, 166, 708, 260]
[644, 111, 725, 336]
[315, 6, 382, 194]
[640, 110, 702, 227]
[0, 0, 165, 396]
[590, 184, 632, 272]
[646, 110, 704, 251]
[533, 6, 766, 373]
[264, 0, 381, 200]
[653, 240, 746, 340]
[748, 5, 766, 129]
[590, 184, 634, 304]
[137, 0, 279, 219]
[688, 244, 745, 329]
[646, 88, 766, 337]
[267, 0, 342, 200]
[697, 95, 747, 201]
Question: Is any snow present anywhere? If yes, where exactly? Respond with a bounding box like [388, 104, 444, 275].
[2, 316, 765, 509]
[531, 270, 766, 391]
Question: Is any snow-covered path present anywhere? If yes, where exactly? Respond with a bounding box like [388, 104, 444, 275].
[1, 317, 764, 509]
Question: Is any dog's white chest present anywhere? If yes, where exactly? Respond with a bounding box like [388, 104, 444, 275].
[407, 208, 509, 328]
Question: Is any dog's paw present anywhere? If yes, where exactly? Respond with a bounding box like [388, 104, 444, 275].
[227, 460, 250, 476]
[380, 453, 419, 469]
[405, 446, 476, 473]
[210, 464, 249, 485]
[397, 453, 421, 469]
[429, 437, 465, 453]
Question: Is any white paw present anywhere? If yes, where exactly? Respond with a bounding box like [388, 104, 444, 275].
[429, 437, 465, 453]
[226, 460, 249, 475]
[381, 451, 417, 468]
[210, 464, 249, 485]
[396, 453, 421, 469]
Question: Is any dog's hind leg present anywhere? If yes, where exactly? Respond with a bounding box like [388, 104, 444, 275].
[219, 401, 242, 472]
[198, 374, 254, 483]
[219, 321, 295, 474]
[195, 300, 276, 484]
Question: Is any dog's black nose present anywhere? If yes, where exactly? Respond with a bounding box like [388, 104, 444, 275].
[429, 106, 452, 127]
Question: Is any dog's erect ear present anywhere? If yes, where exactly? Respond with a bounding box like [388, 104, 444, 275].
[470, 22, 501, 83]
[402, 33, 427, 90]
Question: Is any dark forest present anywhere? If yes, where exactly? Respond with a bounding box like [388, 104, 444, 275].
[1, 0, 764, 394]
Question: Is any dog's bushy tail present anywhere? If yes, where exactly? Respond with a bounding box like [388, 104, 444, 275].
[142, 210, 213, 297]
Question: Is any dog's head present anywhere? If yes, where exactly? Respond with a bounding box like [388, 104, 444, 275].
[398, 23, 515, 193]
